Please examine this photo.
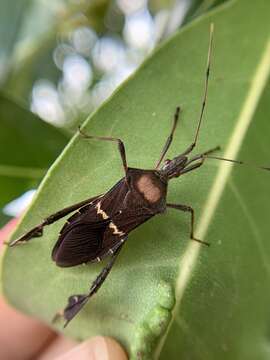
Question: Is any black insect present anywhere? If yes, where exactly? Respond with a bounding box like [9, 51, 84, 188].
[8, 25, 269, 326]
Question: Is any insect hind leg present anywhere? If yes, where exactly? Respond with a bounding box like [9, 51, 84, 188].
[8, 195, 101, 247]
[55, 237, 128, 327]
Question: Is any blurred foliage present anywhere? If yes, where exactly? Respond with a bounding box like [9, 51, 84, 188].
[2, 0, 109, 101]
[0, 0, 230, 225]
[0, 93, 69, 211]
[1, 0, 229, 119]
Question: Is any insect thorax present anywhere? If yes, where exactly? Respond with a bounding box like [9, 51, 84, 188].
[127, 168, 167, 209]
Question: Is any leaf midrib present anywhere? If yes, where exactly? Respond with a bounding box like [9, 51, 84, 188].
[154, 37, 270, 359]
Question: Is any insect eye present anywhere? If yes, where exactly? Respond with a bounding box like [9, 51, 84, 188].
[161, 159, 171, 170]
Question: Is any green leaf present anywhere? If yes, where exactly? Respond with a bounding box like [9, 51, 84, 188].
[2, 1, 270, 359]
[0, 93, 69, 208]
[183, 0, 229, 24]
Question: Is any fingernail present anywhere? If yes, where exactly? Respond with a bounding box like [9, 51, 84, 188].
[55, 336, 128, 360]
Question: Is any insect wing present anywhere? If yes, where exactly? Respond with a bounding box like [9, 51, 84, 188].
[52, 178, 129, 268]
[52, 200, 110, 267]
[112, 208, 153, 234]
[99, 209, 153, 258]
[52, 177, 153, 267]
[99, 177, 129, 217]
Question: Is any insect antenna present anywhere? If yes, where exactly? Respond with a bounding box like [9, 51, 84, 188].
[182, 147, 270, 177]
[156, 23, 214, 169]
[155, 106, 181, 169]
[181, 23, 214, 156]
[204, 155, 270, 172]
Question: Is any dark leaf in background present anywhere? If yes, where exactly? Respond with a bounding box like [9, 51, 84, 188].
[0, 93, 69, 209]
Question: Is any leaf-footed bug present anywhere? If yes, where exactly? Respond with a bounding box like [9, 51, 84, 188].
[8, 24, 270, 326]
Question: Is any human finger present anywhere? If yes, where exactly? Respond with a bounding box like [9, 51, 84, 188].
[0, 297, 56, 360]
[54, 336, 128, 360]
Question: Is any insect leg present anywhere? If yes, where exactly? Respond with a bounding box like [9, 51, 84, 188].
[155, 106, 181, 169]
[174, 146, 220, 177]
[186, 146, 220, 165]
[8, 195, 102, 247]
[59, 237, 128, 327]
[166, 203, 209, 246]
[180, 160, 204, 175]
[79, 128, 128, 179]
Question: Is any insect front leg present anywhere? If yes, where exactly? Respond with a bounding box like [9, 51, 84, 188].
[166, 203, 209, 246]
[57, 237, 128, 327]
[8, 195, 102, 247]
[79, 128, 128, 180]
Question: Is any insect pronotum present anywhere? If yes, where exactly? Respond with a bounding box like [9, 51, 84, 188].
[8, 24, 270, 327]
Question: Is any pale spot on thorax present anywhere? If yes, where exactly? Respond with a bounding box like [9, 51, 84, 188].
[136, 175, 161, 203]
